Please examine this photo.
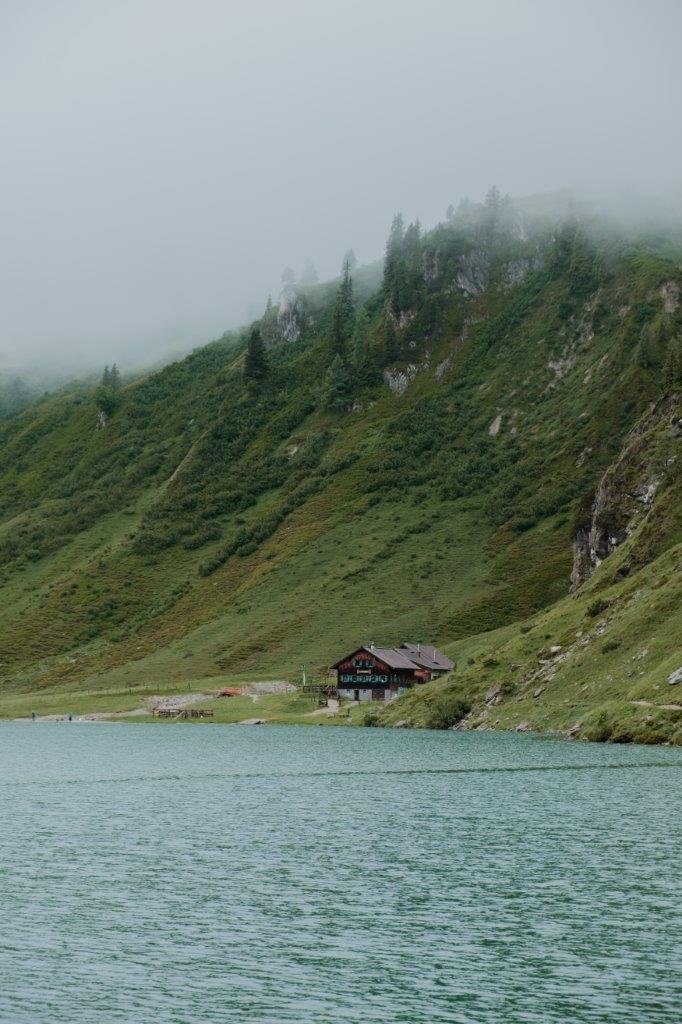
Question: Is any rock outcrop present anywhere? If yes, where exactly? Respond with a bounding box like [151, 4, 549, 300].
[571, 394, 680, 589]
[277, 288, 304, 343]
[384, 360, 431, 396]
[456, 250, 490, 296]
[660, 280, 680, 314]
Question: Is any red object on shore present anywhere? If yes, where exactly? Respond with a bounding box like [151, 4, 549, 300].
[218, 687, 242, 698]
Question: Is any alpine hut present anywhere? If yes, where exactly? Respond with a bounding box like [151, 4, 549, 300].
[331, 643, 453, 702]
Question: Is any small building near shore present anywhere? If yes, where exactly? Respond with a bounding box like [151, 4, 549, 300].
[331, 643, 453, 702]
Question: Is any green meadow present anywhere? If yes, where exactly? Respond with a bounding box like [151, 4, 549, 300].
[1, 198, 680, 741]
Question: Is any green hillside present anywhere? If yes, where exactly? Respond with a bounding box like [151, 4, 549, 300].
[0, 195, 680, 740]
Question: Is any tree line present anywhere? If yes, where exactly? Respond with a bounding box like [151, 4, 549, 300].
[96, 364, 121, 416]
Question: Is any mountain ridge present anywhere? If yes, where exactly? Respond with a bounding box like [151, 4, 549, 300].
[0, 196, 680, 740]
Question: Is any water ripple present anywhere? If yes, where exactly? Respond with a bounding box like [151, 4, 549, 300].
[0, 758, 678, 789]
[0, 724, 680, 1023]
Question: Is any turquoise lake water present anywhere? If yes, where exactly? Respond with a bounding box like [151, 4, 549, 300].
[0, 723, 680, 1023]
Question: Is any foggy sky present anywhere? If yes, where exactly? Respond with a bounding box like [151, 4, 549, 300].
[1, 0, 681, 373]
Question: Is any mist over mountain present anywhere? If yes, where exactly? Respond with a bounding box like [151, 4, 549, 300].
[0, 0, 680, 741]
[0, 190, 680, 742]
[1, 0, 681, 374]
[2, 11, 682, 1024]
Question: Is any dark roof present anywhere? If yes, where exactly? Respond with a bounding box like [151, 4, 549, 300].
[330, 645, 416, 671]
[399, 643, 454, 671]
[331, 643, 453, 673]
[370, 646, 421, 670]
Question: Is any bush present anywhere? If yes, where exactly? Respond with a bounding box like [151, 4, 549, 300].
[182, 523, 222, 550]
[425, 690, 471, 730]
[582, 710, 615, 742]
[131, 529, 177, 554]
[587, 598, 609, 618]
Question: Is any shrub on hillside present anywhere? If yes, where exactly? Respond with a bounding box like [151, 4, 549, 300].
[182, 523, 222, 550]
[586, 597, 610, 618]
[131, 529, 178, 554]
[425, 689, 471, 730]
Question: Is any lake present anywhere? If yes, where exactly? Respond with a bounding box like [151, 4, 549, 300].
[0, 723, 680, 1023]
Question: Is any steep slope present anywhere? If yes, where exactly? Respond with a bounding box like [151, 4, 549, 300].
[378, 394, 681, 743]
[0, 199, 680, 739]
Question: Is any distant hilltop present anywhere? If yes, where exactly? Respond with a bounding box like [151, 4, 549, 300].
[0, 196, 679, 743]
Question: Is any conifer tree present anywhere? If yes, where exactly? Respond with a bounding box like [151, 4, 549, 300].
[330, 258, 354, 357]
[484, 185, 501, 212]
[351, 308, 370, 370]
[383, 215, 424, 317]
[323, 354, 350, 410]
[343, 248, 357, 272]
[0, 376, 31, 417]
[383, 319, 398, 364]
[300, 260, 319, 285]
[95, 363, 122, 417]
[383, 213, 405, 291]
[482, 185, 502, 242]
[244, 326, 268, 385]
[260, 295, 278, 347]
[403, 220, 421, 259]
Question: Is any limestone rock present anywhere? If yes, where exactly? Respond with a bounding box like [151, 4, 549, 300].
[485, 683, 503, 705]
[571, 395, 679, 590]
[660, 280, 680, 313]
[435, 355, 452, 381]
[276, 289, 303, 343]
[456, 250, 489, 296]
[384, 364, 421, 396]
[488, 414, 502, 437]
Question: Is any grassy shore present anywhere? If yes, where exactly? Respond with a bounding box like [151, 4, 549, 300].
[3, 522, 679, 743]
[0, 681, 370, 727]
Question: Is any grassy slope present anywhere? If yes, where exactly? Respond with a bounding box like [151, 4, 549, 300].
[0, 213, 680, 740]
[378, 530, 682, 745]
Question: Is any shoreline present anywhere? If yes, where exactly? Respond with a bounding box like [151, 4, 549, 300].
[3, 677, 680, 746]
[6, 705, 679, 747]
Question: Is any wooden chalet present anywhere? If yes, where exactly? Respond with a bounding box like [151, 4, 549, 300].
[331, 643, 454, 702]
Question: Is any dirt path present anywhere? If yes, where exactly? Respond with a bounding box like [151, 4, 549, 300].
[14, 691, 217, 723]
[307, 698, 344, 718]
[13, 684, 298, 723]
[630, 699, 682, 711]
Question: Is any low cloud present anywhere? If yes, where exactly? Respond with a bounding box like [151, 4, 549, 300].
[1, 0, 680, 373]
